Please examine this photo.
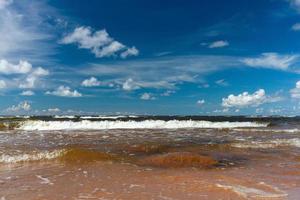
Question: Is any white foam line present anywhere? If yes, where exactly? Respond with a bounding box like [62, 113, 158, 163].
[216, 184, 287, 198]
[36, 175, 53, 185]
[0, 150, 66, 163]
[232, 138, 300, 149]
[17, 120, 268, 131]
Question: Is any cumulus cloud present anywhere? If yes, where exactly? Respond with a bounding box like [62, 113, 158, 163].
[292, 23, 300, 31]
[197, 99, 205, 105]
[121, 46, 139, 58]
[222, 89, 267, 108]
[0, 59, 32, 74]
[46, 86, 82, 97]
[19, 66, 49, 89]
[208, 40, 229, 48]
[61, 26, 139, 58]
[6, 101, 31, 112]
[81, 77, 101, 87]
[242, 53, 298, 70]
[290, 81, 300, 98]
[140, 93, 155, 100]
[0, 59, 49, 89]
[0, 80, 6, 89]
[20, 90, 34, 96]
[122, 78, 140, 91]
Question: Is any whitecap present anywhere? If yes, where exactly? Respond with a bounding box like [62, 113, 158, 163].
[17, 120, 268, 131]
[0, 150, 66, 163]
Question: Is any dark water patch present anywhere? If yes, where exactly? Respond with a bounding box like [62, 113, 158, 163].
[136, 152, 218, 169]
[58, 148, 127, 164]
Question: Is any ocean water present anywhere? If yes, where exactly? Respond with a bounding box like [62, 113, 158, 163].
[0, 116, 299, 199]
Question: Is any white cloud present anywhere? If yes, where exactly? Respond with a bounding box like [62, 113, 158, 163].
[222, 89, 267, 108]
[94, 41, 125, 58]
[20, 90, 34, 96]
[61, 26, 138, 58]
[0, 59, 32, 74]
[46, 86, 82, 97]
[122, 78, 140, 91]
[6, 101, 31, 112]
[0, 0, 12, 9]
[215, 79, 229, 87]
[0, 1, 57, 63]
[122, 78, 174, 91]
[19, 67, 49, 89]
[197, 99, 205, 105]
[290, 81, 300, 98]
[0, 59, 49, 89]
[0, 80, 6, 89]
[208, 40, 229, 48]
[256, 108, 264, 113]
[292, 23, 300, 31]
[161, 90, 175, 96]
[80, 55, 251, 91]
[81, 77, 101, 87]
[121, 46, 139, 58]
[140, 93, 155, 100]
[47, 108, 60, 112]
[242, 53, 298, 70]
[289, 0, 300, 12]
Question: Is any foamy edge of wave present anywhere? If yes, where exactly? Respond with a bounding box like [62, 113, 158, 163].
[0, 149, 66, 163]
[17, 120, 268, 131]
[232, 138, 300, 149]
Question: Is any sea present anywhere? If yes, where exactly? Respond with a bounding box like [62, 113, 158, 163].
[0, 115, 299, 199]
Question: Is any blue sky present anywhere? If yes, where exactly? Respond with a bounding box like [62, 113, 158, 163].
[1, 0, 300, 115]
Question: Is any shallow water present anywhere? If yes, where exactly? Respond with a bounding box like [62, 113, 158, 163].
[0, 116, 300, 199]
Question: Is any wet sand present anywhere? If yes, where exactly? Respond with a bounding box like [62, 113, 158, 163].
[0, 128, 300, 199]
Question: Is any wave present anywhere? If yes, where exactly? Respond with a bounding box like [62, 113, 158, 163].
[0, 149, 66, 163]
[231, 138, 300, 149]
[0, 148, 120, 164]
[80, 115, 138, 119]
[233, 128, 300, 133]
[17, 120, 268, 131]
[54, 115, 76, 119]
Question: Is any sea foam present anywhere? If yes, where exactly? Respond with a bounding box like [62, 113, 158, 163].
[17, 120, 268, 131]
[0, 150, 66, 163]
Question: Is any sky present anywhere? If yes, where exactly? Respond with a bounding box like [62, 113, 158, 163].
[1, 0, 300, 115]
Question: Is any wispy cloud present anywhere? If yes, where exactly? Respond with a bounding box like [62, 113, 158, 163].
[291, 23, 300, 31]
[288, 0, 300, 12]
[20, 90, 35, 96]
[242, 53, 298, 70]
[81, 55, 240, 91]
[0, 0, 58, 63]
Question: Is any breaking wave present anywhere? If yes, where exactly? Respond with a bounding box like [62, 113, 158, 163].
[17, 120, 268, 131]
[232, 138, 300, 149]
[0, 150, 66, 163]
